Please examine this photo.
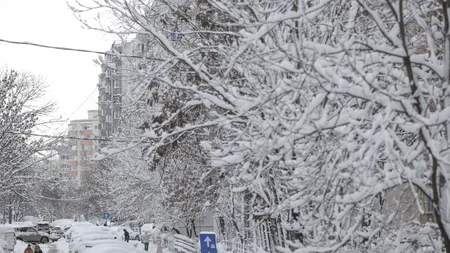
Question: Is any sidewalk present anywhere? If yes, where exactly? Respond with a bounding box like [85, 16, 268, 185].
[133, 241, 172, 253]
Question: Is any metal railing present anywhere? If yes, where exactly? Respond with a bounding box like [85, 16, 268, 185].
[167, 234, 197, 253]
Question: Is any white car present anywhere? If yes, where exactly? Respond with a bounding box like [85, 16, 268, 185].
[65, 226, 114, 241]
[68, 233, 120, 251]
[49, 226, 64, 241]
[71, 239, 128, 253]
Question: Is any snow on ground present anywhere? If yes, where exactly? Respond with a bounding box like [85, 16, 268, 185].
[14, 241, 57, 253]
[53, 239, 171, 253]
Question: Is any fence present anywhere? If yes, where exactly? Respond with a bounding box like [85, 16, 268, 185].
[168, 234, 197, 253]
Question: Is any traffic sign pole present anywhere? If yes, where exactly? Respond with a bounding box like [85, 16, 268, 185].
[199, 232, 218, 253]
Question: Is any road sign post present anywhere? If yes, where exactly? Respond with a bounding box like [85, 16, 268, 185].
[199, 232, 217, 253]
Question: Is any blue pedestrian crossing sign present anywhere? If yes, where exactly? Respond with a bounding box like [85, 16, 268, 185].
[199, 232, 217, 253]
[103, 212, 110, 219]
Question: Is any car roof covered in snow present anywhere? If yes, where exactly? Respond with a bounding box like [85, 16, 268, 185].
[72, 239, 127, 252]
[67, 227, 120, 242]
[77, 233, 118, 242]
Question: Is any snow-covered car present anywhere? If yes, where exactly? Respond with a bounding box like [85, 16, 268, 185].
[84, 244, 143, 253]
[49, 226, 65, 241]
[52, 219, 75, 228]
[64, 224, 101, 241]
[35, 222, 51, 234]
[12, 226, 49, 244]
[70, 239, 128, 253]
[68, 233, 120, 252]
[141, 224, 171, 243]
[0, 225, 16, 253]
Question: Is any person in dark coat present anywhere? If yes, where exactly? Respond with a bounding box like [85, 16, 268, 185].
[123, 229, 130, 242]
[34, 245, 44, 253]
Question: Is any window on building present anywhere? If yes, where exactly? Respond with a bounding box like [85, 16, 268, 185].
[113, 79, 120, 88]
[113, 110, 120, 119]
[424, 198, 433, 214]
[82, 125, 91, 130]
[106, 114, 111, 122]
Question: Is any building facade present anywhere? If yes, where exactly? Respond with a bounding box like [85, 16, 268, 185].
[62, 110, 99, 186]
[97, 38, 147, 141]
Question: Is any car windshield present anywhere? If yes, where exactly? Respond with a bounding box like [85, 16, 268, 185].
[37, 224, 49, 227]
[52, 227, 61, 231]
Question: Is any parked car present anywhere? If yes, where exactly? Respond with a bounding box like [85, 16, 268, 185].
[0, 225, 15, 253]
[49, 226, 64, 241]
[68, 233, 119, 252]
[35, 222, 51, 234]
[70, 239, 126, 253]
[12, 226, 49, 244]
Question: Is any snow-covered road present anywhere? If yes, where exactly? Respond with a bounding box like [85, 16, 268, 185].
[13, 240, 172, 253]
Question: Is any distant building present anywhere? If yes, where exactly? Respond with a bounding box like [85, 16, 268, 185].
[61, 110, 99, 186]
[97, 38, 146, 142]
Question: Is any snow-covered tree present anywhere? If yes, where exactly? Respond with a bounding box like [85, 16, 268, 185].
[71, 0, 450, 252]
[0, 69, 55, 194]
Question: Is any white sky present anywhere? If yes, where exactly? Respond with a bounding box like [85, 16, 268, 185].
[0, 0, 114, 132]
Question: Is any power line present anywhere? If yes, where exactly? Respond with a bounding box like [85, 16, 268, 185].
[6, 131, 150, 144]
[68, 86, 98, 121]
[53, 86, 98, 136]
[0, 38, 164, 61]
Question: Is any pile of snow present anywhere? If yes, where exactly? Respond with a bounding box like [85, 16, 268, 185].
[54, 238, 69, 253]
[11, 222, 34, 228]
[51, 219, 75, 228]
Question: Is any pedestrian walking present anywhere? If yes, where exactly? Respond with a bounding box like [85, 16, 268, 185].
[123, 229, 130, 243]
[34, 245, 44, 253]
[142, 231, 150, 251]
[23, 245, 33, 253]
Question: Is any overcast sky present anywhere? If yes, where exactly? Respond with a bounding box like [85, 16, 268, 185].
[0, 0, 114, 132]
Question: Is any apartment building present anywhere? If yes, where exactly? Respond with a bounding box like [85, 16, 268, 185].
[62, 110, 99, 186]
[97, 38, 146, 141]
